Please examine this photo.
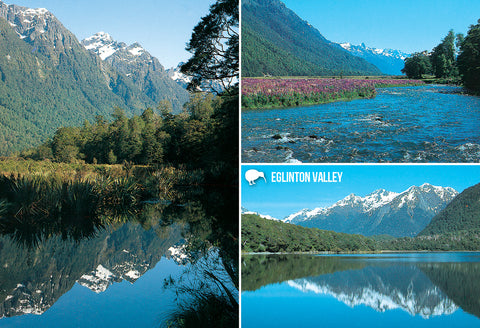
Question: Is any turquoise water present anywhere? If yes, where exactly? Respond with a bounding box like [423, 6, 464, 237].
[242, 85, 480, 163]
[241, 253, 480, 328]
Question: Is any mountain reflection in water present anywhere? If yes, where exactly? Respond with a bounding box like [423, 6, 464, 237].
[0, 187, 238, 327]
[242, 254, 480, 327]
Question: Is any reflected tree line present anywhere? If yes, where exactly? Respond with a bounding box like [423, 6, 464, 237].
[242, 254, 480, 320]
[0, 167, 238, 325]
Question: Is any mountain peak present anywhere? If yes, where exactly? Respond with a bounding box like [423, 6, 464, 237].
[82, 31, 121, 60]
[82, 33, 147, 60]
[84, 31, 113, 43]
[242, 0, 381, 76]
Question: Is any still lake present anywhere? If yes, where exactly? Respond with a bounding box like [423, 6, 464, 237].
[242, 85, 480, 163]
[0, 206, 237, 327]
[241, 253, 480, 328]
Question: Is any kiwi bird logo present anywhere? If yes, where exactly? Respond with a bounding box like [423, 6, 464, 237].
[245, 169, 267, 185]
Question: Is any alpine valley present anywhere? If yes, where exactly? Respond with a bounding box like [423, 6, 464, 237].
[0, 1, 189, 155]
[241, 0, 382, 77]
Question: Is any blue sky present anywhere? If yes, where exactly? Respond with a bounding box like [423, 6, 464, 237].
[242, 165, 480, 219]
[6, 0, 215, 68]
[281, 0, 480, 54]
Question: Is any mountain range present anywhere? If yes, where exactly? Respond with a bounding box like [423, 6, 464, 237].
[81, 32, 189, 112]
[338, 42, 410, 75]
[241, 0, 381, 77]
[282, 183, 458, 237]
[0, 1, 189, 155]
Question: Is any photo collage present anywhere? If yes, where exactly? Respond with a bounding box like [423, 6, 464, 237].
[1, 0, 480, 327]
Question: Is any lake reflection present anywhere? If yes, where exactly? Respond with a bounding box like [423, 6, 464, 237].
[0, 202, 238, 327]
[241, 253, 480, 327]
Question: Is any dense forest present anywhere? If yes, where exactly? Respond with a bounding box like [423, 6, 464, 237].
[241, 254, 366, 291]
[242, 214, 378, 253]
[402, 19, 480, 91]
[22, 93, 237, 173]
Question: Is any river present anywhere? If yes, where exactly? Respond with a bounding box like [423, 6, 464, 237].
[242, 85, 480, 163]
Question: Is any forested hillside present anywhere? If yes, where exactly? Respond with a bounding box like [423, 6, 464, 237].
[242, 214, 377, 253]
[0, 2, 186, 155]
[419, 182, 480, 236]
[241, 0, 381, 77]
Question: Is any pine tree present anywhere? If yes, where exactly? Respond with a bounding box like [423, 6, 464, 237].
[458, 19, 480, 91]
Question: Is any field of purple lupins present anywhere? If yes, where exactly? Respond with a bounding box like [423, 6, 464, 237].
[242, 78, 424, 109]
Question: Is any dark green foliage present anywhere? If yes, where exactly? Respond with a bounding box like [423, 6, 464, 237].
[419, 182, 480, 236]
[458, 19, 480, 91]
[430, 30, 457, 78]
[241, 254, 366, 291]
[164, 293, 237, 328]
[402, 52, 432, 79]
[241, 0, 381, 77]
[24, 92, 237, 173]
[181, 0, 238, 93]
[242, 214, 378, 253]
[380, 229, 480, 251]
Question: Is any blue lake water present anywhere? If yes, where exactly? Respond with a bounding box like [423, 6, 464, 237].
[0, 221, 236, 327]
[242, 85, 480, 163]
[241, 253, 480, 328]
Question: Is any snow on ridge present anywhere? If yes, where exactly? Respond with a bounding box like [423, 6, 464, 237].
[282, 183, 456, 223]
[170, 70, 191, 83]
[128, 45, 144, 56]
[97, 44, 117, 60]
[78, 264, 115, 293]
[125, 270, 141, 280]
[23, 8, 49, 16]
[339, 41, 410, 60]
[84, 31, 113, 43]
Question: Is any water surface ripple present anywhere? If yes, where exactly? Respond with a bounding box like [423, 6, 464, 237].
[242, 85, 480, 163]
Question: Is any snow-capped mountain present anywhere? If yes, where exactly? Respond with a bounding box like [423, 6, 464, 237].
[338, 42, 410, 75]
[82, 31, 124, 60]
[0, 3, 52, 41]
[82, 32, 189, 113]
[83, 32, 150, 64]
[284, 183, 458, 237]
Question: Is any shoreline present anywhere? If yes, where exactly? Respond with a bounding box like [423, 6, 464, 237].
[242, 93, 373, 110]
[241, 79, 426, 110]
[242, 249, 480, 255]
